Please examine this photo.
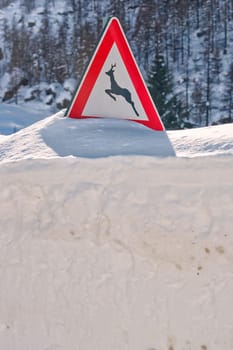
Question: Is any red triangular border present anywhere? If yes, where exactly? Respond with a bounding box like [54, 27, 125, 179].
[66, 17, 164, 131]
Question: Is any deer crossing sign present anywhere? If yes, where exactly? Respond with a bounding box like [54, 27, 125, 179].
[105, 63, 139, 117]
[66, 17, 164, 131]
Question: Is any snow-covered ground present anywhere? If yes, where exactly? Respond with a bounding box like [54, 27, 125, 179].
[0, 102, 52, 136]
[0, 104, 233, 350]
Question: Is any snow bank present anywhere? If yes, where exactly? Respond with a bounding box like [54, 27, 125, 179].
[1, 109, 233, 162]
[0, 156, 233, 350]
[168, 123, 233, 157]
[1, 106, 233, 349]
[0, 111, 175, 162]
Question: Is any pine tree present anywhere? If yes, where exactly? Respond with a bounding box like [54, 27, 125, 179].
[221, 62, 233, 123]
[147, 53, 186, 129]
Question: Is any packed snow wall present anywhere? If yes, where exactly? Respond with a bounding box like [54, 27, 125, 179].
[0, 157, 232, 350]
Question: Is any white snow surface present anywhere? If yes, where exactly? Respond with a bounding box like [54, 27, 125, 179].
[0, 105, 233, 350]
[0, 102, 52, 135]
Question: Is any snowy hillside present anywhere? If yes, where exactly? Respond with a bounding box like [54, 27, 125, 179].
[0, 106, 233, 349]
[1, 1, 233, 127]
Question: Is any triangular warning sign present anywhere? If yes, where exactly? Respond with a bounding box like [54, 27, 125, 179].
[66, 17, 165, 131]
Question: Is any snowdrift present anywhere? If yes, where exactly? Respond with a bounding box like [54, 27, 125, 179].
[0, 111, 175, 161]
[1, 110, 233, 161]
[0, 111, 233, 349]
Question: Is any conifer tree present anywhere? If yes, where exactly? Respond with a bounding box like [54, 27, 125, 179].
[222, 62, 233, 123]
[147, 53, 186, 129]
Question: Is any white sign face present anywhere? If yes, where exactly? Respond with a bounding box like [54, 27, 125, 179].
[82, 44, 148, 121]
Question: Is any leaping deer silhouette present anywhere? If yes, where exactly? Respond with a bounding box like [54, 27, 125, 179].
[105, 63, 139, 117]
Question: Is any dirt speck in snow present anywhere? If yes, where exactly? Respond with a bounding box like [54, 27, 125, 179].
[215, 246, 225, 254]
[174, 263, 182, 270]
